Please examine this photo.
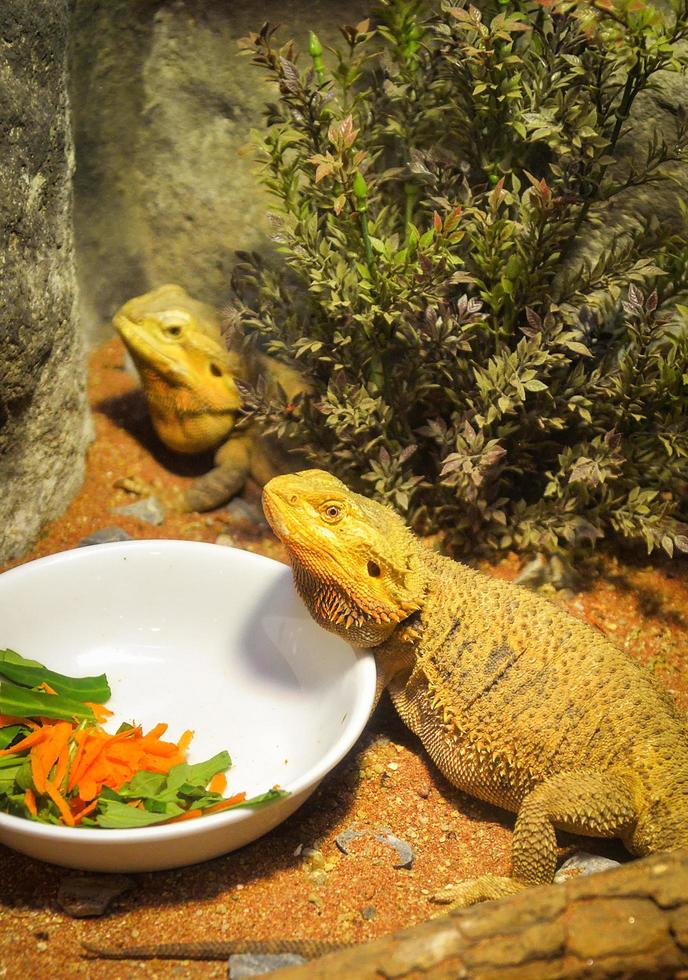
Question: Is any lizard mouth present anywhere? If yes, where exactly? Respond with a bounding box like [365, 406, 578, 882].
[261, 489, 291, 542]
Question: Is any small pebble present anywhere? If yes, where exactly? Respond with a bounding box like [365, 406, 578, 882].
[361, 905, 377, 920]
[308, 893, 324, 913]
[225, 498, 268, 528]
[215, 533, 236, 547]
[228, 953, 307, 978]
[335, 825, 415, 869]
[554, 852, 622, 883]
[79, 526, 133, 546]
[417, 784, 431, 799]
[112, 496, 165, 525]
[113, 476, 150, 496]
[57, 875, 134, 917]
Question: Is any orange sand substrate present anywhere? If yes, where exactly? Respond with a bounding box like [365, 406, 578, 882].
[1, 338, 686, 978]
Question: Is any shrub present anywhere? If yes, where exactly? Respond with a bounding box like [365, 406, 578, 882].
[232, 0, 688, 570]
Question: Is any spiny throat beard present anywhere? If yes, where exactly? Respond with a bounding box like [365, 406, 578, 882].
[289, 557, 397, 648]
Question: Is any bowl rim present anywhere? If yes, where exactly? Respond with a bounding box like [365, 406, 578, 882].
[0, 539, 376, 845]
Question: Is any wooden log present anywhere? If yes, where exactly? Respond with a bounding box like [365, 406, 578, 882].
[277, 850, 688, 979]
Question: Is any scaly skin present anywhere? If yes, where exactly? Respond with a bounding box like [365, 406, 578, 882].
[83, 939, 350, 961]
[263, 469, 688, 907]
[113, 284, 305, 511]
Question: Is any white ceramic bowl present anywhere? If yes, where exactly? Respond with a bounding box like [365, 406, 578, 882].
[0, 540, 375, 872]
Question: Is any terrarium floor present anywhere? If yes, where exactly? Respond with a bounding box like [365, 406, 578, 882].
[1, 338, 687, 979]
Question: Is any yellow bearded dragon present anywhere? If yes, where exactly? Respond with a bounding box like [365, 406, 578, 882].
[262, 469, 688, 908]
[113, 284, 305, 511]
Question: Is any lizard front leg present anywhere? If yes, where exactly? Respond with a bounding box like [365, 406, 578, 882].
[183, 434, 251, 511]
[436, 769, 638, 908]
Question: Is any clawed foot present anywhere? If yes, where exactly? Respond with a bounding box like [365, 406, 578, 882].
[429, 874, 527, 910]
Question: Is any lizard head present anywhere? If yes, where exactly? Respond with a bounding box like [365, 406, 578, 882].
[263, 470, 423, 647]
[113, 284, 243, 454]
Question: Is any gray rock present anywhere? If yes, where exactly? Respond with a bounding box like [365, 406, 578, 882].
[225, 498, 268, 529]
[335, 824, 415, 870]
[113, 496, 165, 525]
[0, 0, 92, 562]
[57, 874, 134, 917]
[69, 0, 367, 343]
[554, 851, 622, 883]
[79, 526, 133, 546]
[228, 953, 307, 978]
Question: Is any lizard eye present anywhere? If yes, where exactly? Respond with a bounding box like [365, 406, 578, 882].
[367, 560, 381, 578]
[209, 363, 223, 377]
[321, 502, 342, 523]
[166, 325, 182, 337]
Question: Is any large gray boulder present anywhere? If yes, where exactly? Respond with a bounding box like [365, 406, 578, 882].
[70, 0, 367, 343]
[0, 0, 92, 562]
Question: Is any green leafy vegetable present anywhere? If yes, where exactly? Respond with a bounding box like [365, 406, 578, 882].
[95, 784, 288, 829]
[0, 681, 97, 723]
[0, 725, 28, 750]
[1, 650, 289, 830]
[0, 649, 111, 703]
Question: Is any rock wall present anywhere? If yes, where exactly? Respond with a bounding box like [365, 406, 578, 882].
[70, 0, 367, 343]
[0, 0, 92, 562]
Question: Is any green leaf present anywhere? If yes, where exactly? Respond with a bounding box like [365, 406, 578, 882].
[0, 724, 29, 750]
[113, 770, 168, 800]
[96, 799, 185, 829]
[0, 681, 96, 723]
[227, 788, 290, 809]
[0, 650, 111, 704]
[169, 752, 232, 792]
[0, 649, 44, 670]
[565, 341, 592, 357]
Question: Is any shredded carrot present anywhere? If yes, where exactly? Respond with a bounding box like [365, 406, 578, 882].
[24, 788, 38, 817]
[0, 727, 47, 756]
[177, 729, 194, 753]
[45, 779, 75, 827]
[33, 722, 73, 786]
[0, 714, 26, 727]
[37, 681, 58, 696]
[138, 740, 179, 758]
[164, 808, 203, 824]
[31, 750, 48, 795]
[68, 724, 189, 803]
[209, 772, 227, 795]
[195, 792, 246, 817]
[68, 734, 109, 796]
[72, 799, 98, 825]
[4, 701, 231, 829]
[53, 740, 72, 790]
[142, 722, 168, 741]
[84, 702, 113, 723]
[163, 791, 246, 825]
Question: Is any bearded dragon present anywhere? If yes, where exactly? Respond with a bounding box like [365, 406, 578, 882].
[113, 284, 305, 511]
[262, 469, 688, 907]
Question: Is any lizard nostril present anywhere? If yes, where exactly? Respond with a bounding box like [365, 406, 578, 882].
[290, 494, 298, 505]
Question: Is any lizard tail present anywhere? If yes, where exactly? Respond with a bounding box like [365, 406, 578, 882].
[82, 939, 351, 961]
